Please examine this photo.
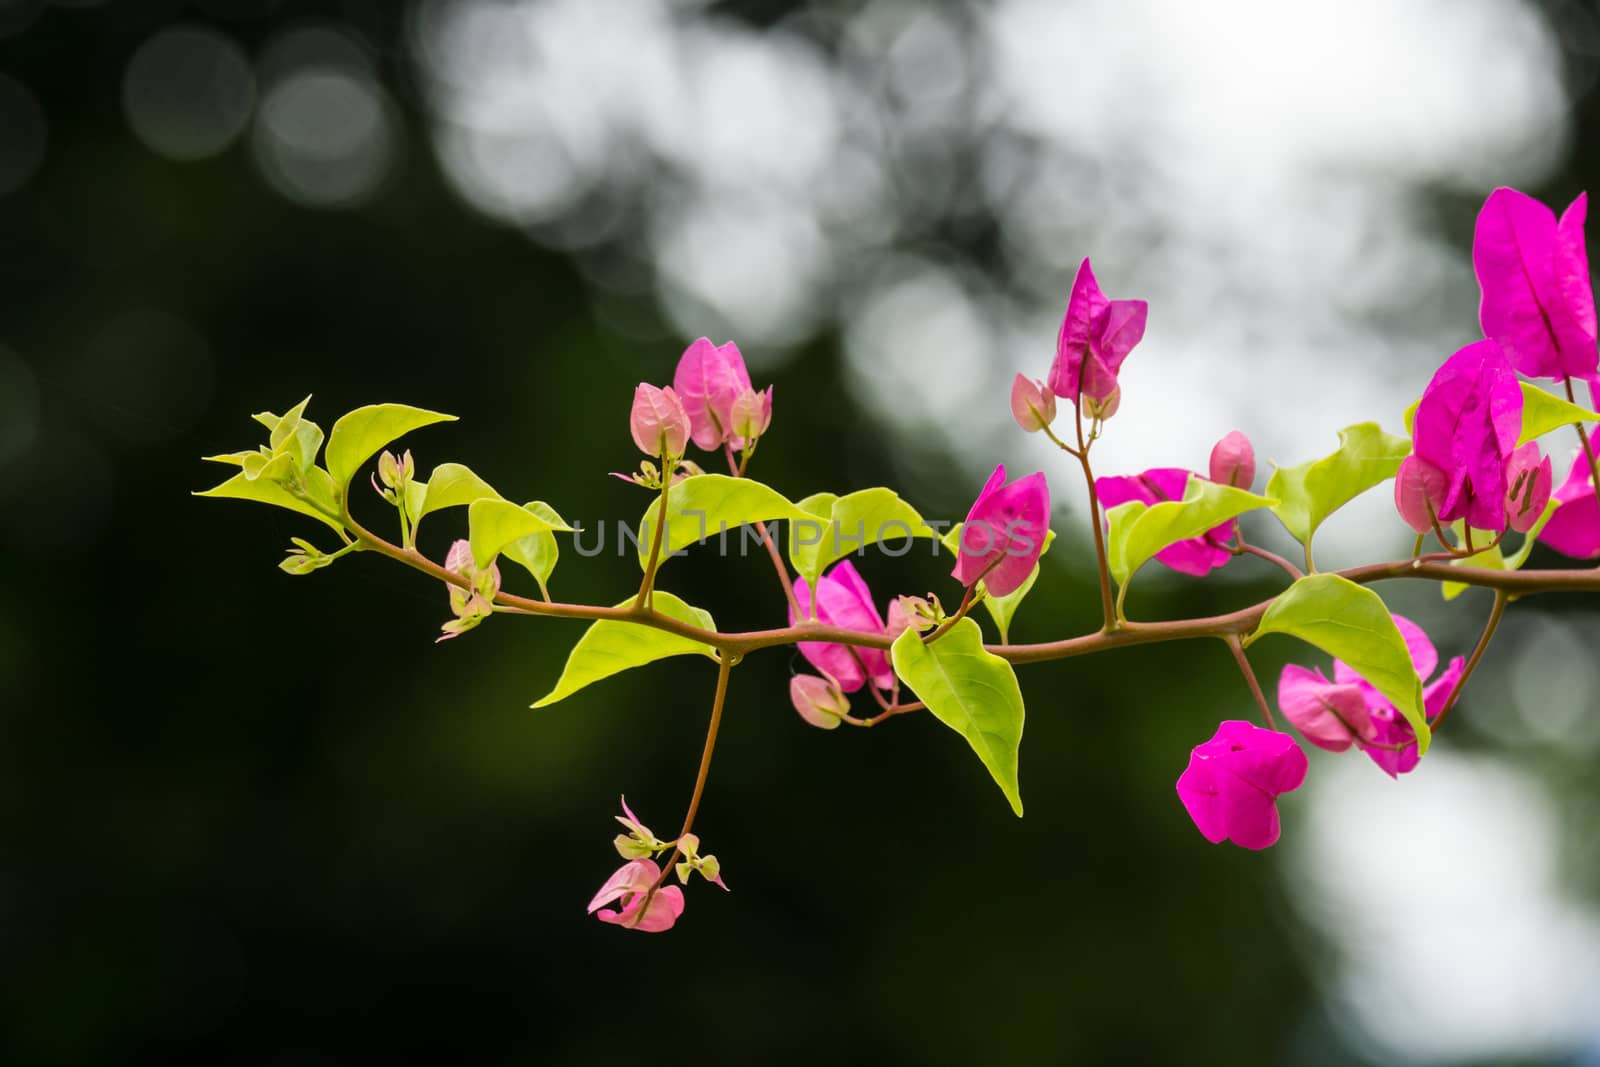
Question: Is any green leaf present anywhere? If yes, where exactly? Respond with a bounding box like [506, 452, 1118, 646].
[259, 396, 311, 445]
[324, 403, 457, 490]
[195, 466, 344, 534]
[468, 498, 572, 570]
[1249, 574, 1429, 753]
[635, 474, 812, 569]
[939, 525, 1056, 642]
[532, 592, 718, 708]
[503, 500, 568, 595]
[891, 619, 1026, 817]
[1266, 422, 1411, 545]
[1105, 476, 1274, 586]
[787, 487, 937, 586]
[1517, 382, 1600, 446]
[413, 462, 503, 523]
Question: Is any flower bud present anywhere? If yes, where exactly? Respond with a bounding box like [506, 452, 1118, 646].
[1009, 374, 1056, 433]
[1208, 431, 1255, 489]
[729, 385, 773, 442]
[378, 448, 415, 490]
[1394, 455, 1450, 534]
[1084, 385, 1120, 422]
[1503, 442, 1553, 533]
[790, 673, 849, 730]
[886, 595, 934, 638]
[630, 383, 691, 459]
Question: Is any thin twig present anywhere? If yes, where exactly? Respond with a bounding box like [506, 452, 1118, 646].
[1225, 634, 1277, 730]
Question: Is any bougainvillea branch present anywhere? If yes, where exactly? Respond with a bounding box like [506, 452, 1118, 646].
[200, 184, 1600, 933]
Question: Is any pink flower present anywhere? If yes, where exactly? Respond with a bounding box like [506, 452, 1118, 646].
[1410, 339, 1523, 532]
[951, 465, 1051, 598]
[1096, 468, 1234, 576]
[629, 383, 691, 458]
[1048, 258, 1148, 405]
[587, 858, 684, 933]
[790, 560, 894, 693]
[1474, 187, 1598, 382]
[1282, 615, 1463, 778]
[1543, 448, 1600, 558]
[1175, 721, 1308, 850]
[1208, 431, 1255, 490]
[1503, 441, 1553, 534]
[790, 673, 849, 729]
[673, 337, 758, 452]
[1277, 666, 1375, 752]
[1393, 454, 1451, 534]
[437, 539, 500, 642]
[1009, 374, 1057, 433]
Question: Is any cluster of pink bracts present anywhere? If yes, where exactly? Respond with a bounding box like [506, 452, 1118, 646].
[578, 185, 1600, 931]
[1178, 185, 1600, 850]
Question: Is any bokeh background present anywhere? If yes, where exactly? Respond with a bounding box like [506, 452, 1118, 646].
[3, 0, 1600, 1063]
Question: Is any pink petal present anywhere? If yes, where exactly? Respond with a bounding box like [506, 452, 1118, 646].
[1208, 431, 1256, 490]
[1363, 709, 1421, 778]
[1412, 339, 1522, 530]
[1553, 194, 1599, 380]
[1393, 455, 1450, 534]
[1476, 187, 1568, 379]
[1048, 258, 1109, 400]
[1540, 448, 1600, 558]
[1176, 753, 1227, 844]
[1423, 656, 1466, 721]
[587, 858, 661, 913]
[790, 563, 892, 692]
[594, 884, 685, 933]
[1278, 665, 1374, 752]
[956, 470, 1051, 598]
[1177, 721, 1307, 849]
[1091, 299, 1148, 377]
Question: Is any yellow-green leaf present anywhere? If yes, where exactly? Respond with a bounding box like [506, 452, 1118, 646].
[532, 592, 718, 707]
[1266, 422, 1411, 546]
[891, 619, 1025, 817]
[1249, 574, 1428, 752]
[325, 403, 456, 489]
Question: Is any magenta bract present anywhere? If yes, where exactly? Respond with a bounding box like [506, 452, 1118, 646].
[1474, 187, 1598, 382]
[1095, 468, 1233, 576]
[1047, 258, 1148, 404]
[1503, 441, 1553, 534]
[1332, 616, 1463, 778]
[951, 464, 1051, 598]
[1175, 720, 1307, 850]
[790, 560, 894, 693]
[1410, 339, 1523, 531]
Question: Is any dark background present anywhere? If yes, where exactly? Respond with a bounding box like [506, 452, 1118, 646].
[2, 1, 1598, 1064]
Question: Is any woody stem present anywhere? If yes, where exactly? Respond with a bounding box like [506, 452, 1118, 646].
[1225, 634, 1277, 730]
[653, 651, 734, 891]
[1430, 589, 1507, 733]
[1074, 400, 1117, 631]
